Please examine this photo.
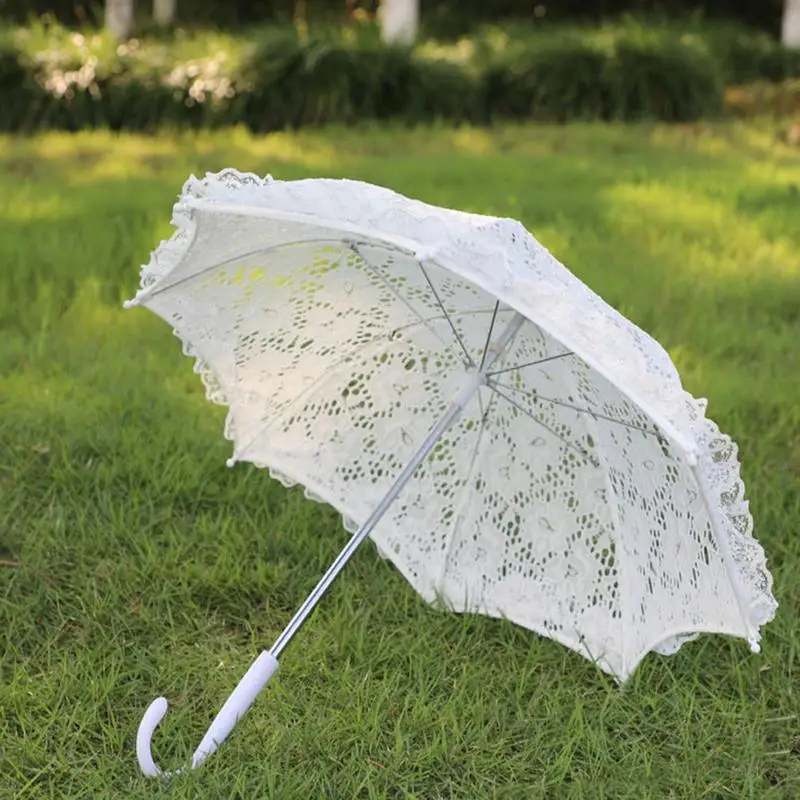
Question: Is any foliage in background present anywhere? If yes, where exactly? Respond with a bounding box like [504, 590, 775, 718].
[0, 17, 799, 132]
[0, 0, 787, 36]
[726, 80, 800, 119]
[481, 25, 728, 123]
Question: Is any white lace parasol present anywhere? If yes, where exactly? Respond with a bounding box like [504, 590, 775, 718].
[125, 169, 776, 777]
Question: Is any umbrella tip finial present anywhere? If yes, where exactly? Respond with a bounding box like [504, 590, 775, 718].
[226, 456, 237, 469]
[123, 298, 138, 310]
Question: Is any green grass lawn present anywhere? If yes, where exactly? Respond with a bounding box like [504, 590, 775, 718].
[1, 121, 799, 799]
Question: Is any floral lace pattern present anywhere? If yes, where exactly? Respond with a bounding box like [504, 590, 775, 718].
[127, 169, 777, 679]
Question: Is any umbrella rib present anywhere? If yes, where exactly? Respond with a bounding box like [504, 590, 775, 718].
[349, 246, 455, 356]
[490, 381, 661, 438]
[232, 353, 462, 468]
[418, 263, 476, 368]
[228, 318, 471, 462]
[487, 384, 601, 468]
[222, 310, 505, 466]
[134, 237, 360, 300]
[437, 387, 497, 591]
[486, 350, 575, 377]
[479, 301, 501, 371]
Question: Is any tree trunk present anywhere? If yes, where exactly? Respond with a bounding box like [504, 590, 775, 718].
[106, 0, 134, 40]
[783, 0, 800, 49]
[379, 0, 419, 46]
[153, 0, 176, 27]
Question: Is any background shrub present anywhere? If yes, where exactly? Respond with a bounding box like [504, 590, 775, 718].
[0, 34, 39, 131]
[484, 36, 614, 123]
[239, 33, 481, 130]
[691, 23, 800, 83]
[0, 0, 787, 37]
[0, 17, 796, 134]
[609, 30, 724, 121]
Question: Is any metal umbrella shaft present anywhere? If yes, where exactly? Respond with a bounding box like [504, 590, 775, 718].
[136, 312, 525, 777]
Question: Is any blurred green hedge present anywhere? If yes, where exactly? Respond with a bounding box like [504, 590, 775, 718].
[0, 0, 787, 36]
[1, 20, 798, 133]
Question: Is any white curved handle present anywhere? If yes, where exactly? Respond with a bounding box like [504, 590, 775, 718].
[136, 650, 279, 777]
